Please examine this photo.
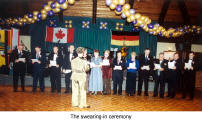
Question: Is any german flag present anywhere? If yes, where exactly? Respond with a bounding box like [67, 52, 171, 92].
[111, 31, 139, 46]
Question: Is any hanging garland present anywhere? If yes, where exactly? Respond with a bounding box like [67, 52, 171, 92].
[0, 0, 201, 38]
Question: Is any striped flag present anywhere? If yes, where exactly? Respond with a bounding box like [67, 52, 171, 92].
[0, 30, 5, 43]
[45, 27, 74, 43]
[7, 28, 20, 52]
[111, 31, 139, 46]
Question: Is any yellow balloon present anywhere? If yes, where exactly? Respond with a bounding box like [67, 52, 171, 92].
[41, 14, 47, 20]
[137, 19, 143, 26]
[124, 10, 131, 17]
[41, 9, 47, 14]
[53, 8, 60, 13]
[110, 3, 116, 10]
[28, 18, 32, 22]
[31, 19, 35, 23]
[19, 18, 23, 22]
[33, 16, 38, 20]
[122, 3, 130, 10]
[119, 0, 125, 5]
[129, 15, 135, 21]
[61, 2, 68, 9]
[19, 22, 22, 26]
[44, 5, 51, 11]
[113, 0, 119, 5]
[24, 15, 29, 19]
[127, 17, 131, 22]
[134, 13, 141, 19]
[55, 2, 60, 8]
[140, 16, 146, 21]
[48, 1, 53, 5]
[33, 11, 39, 16]
[115, 10, 122, 15]
[23, 18, 27, 23]
[14, 19, 18, 22]
[68, 0, 75, 4]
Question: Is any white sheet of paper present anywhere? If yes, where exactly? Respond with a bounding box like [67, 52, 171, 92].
[129, 62, 136, 69]
[114, 65, 122, 70]
[64, 69, 72, 74]
[31, 59, 38, 63]
[154, 64, 161, 69]
[18, 58, 25, 62]
[90, 62, 96, 68]
[168, 61, 175, 69]
[102, 59, 110, 66]
[50, 60, 56, 66]
[185, 63, 191, 69]
[142, 65, 149, 70]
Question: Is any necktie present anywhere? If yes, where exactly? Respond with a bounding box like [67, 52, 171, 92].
[145, 56, 148, 62]
[36, 54, 39, 59]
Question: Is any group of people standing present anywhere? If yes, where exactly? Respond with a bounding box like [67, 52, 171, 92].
[12, 44, 197, 108]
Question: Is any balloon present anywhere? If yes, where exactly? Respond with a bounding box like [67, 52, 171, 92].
[23, 18, 27, 23]
[33, 11, 39, 16]
[140, 16, 146, 21]
[41, 9, 47, 14]
[33, 16, 38, 20]
[124, 10, 130, 17]
[47, 10, 54, 16]
[127, 17, 131, 22]
[129, 9, 135, 15]
[37, 13, 42, 19]
[134, 13, 141, 19]
[106, 0, 112, 6]
[147, 24, 154, 29]
[113, 0, 119, 5]
[41, 14, 47, 20]
[122, 3, 130, 10]
[116, 5, 122, 12]
[119, 0, 125, 5]
[44, 5, 51, 11]
[28, 13, 33, 18]
[31, 19, 35, 24]
[115, 10, 122, 15]
[61, 2, 68, 9]
[132, 19, 137, 25]
[129, 15, 135, 21]
[55, 2, 61, 8]
[68, 0, 75, 4]
[121, 12, 126, 18]
[110, 3, 116, 9]
[51, 2, 56, 9]
[53, 8, 60, 13]
[28, 18, 32, 22]
[48, 1, 53, 5]
[57, 0, 66, 4]
[42, 3, 48, 8]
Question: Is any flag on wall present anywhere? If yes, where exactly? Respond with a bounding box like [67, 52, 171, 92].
[111, 31, 139, 46]
[7, 28, 20, 51]
[45, 27, 74, 43]
[0, 30, 5, 43]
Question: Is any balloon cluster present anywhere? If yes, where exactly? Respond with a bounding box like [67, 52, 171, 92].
[106, 0, 201, 38]
[64, 20, 72, 28]
[0, 0, 75, 26]
[100, 22, 108, 29]
[48, 19, 57, 27]
[115, 22, 124, 31]
[82, 21, 90, 29]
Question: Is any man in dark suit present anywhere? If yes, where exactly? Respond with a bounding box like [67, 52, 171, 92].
[112, 51, 126, 95]
[138, 48, 154, 96]
[167, 52, 182, 98]
[153, 53, 168, 98]
[48, 46, 63, 93]
[31, 46, 46, 92]
[63, 45, 77, 93]
[182, 52, 198, 100]
[11, 44, 28, 92]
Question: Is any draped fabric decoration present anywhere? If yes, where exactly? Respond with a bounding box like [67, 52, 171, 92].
[7, 28, 20, 52]
[0, 30, 5, 43]
[29, 16, 157, 57]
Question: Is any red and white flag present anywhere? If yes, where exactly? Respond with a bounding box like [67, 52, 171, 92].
[45, 27, 74, 43]
[7, 28, 20, 52]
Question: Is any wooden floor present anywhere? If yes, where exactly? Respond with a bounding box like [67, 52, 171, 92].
[0, 86, 201, 111]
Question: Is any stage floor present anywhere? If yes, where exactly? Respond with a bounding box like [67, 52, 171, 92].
[0, 86, 201, 111]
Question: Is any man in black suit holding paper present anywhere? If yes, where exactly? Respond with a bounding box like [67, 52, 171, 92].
[11, 44, 28, 92]
[182, 52, 198, 100]
[153, 53, 168, 98]
[138, 48, 154, 96]
[63, 45, 77, 93]
[31, 46, 46, 92]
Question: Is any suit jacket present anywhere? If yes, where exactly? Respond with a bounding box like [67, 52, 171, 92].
[153, 59, 168, 77]
[112, 58, 126, 72]
[48, 52, 63, 68]
[63, 51, 77, 70]
[31, 51, 46, 70]
[139, 54, 154, 72]
[11, 49, 29, 72]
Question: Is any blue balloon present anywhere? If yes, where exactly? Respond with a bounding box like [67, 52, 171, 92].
[50, 2, 56, 9]
[132, 19, 137, 25]
[28, 13, 33, 18]
[121, 13, 126, 19]
[116, 5, 122, 12]
[106, 0, 112, 6]
[147, 24, 154, 29]
[48, 10, 54, 16]
[42, 3, 47, 8]
[37, 13, 42, 19]
[57, 0, 66, 4]
[169, 33, 173, 37]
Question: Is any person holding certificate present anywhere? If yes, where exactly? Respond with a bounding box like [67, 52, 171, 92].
[112, 51, 126, 95]
[167, 53, 182, 98]
[62, 45, 77, 94]
[48, 46, 63, 93]
[126, 52, 139, 96]
[153, 53, 168, 98]
[11, 44, 28, 92]
[102, 50, 112, 95]
[31, 46, 46, 92]
[138, 48, 154, 96]
[89, 50, 103, 95]
[182, 52, 198, 100]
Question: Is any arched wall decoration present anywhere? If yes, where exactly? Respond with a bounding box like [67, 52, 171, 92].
[0, 0, 201, 38]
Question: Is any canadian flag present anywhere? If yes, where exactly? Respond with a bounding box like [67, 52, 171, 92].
[45, 27, 74, 43]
